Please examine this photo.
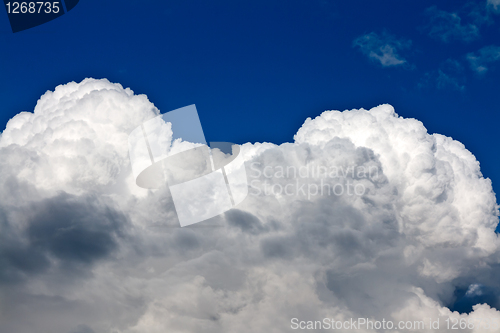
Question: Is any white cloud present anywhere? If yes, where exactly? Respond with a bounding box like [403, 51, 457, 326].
[0, 79, 499, 333]
[467, 45, 500, 74]
[352, 31, 412, 67]
[423, 6, 480, 42]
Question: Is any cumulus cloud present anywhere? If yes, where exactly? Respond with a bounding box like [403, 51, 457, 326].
[352, 31, 412, 67]
[467, 45, 500, 74]
[423, 6, 480, 42]
[0, 79, 499, 333]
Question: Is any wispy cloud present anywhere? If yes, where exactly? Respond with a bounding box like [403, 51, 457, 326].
[419, 59, 466, 91]
[488, 0, 500, 13]
[423, 6, 480, 42]
[437, 59, 466, 90]
[466, 45, 500, 74]
[353, 31, 412, 68]
[465, 1, 495, 26]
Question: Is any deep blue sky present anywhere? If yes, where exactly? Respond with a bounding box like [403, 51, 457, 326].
[1, 0, 499, 204]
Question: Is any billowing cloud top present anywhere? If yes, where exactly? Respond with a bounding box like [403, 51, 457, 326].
[0, 78, 499, 333]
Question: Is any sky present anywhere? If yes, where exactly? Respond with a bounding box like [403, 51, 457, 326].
[1, 1, 500, 332]
[1, 0, 500, 176]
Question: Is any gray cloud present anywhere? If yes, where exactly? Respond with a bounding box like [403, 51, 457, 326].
[69, 324, 96, 333]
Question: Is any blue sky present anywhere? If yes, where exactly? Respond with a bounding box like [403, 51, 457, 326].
[1, 0, 499, 198]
